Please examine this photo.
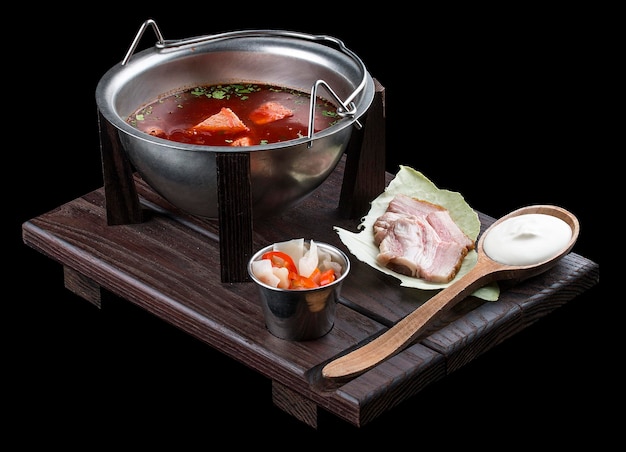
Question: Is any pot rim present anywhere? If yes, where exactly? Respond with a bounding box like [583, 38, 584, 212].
[96, 22, 376, 153]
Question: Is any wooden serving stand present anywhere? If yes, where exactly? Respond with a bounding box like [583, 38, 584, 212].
[98, 79, 388, 283]
[22, 80, 599, 429]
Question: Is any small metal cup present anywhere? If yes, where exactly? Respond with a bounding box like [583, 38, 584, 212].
[248, 241, 351, 341]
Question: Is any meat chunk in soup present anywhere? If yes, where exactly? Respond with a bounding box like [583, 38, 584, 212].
[230, 136, 253, 147]
[249, 101, 294, 125]
[192, 107, 250, 133]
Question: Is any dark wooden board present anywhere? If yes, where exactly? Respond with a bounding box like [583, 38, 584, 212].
[21, 156, 599, 428]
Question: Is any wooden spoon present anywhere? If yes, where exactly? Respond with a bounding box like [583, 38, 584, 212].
[322, 205, 579, 380]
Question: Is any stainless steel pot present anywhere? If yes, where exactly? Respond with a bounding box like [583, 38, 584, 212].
[96, 20, 375, 218]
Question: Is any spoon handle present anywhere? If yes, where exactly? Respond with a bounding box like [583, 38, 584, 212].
[322, 257, 501, 379]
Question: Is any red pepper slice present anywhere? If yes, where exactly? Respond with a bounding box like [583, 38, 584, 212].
[261, 250, 298, 274]
[308, 267, 321, 284]
[318, 268, 336, 286]
[290, 273, 318, 290]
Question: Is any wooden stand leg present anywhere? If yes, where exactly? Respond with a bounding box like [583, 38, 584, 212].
[272, 381, 319, 429]
[339, 78, 386, 219]
[98, 109, 143, 225]
[216, 152, 253, 283]
[63, 266, 103, 309]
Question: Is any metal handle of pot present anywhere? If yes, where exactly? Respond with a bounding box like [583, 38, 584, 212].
[122, 20, 368, 142]
[122, 19, 165, 65]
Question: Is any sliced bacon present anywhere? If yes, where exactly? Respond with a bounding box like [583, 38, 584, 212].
[249, 101, 294, 125]
[374, 194, 474, 283]
[192, 107, 250, 133]
[381, 194, 474, 250]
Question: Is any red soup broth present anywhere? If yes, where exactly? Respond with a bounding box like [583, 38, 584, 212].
[126, 83, 340, 146]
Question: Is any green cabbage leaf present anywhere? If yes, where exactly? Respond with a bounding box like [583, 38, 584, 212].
[335, 165, 499, 301]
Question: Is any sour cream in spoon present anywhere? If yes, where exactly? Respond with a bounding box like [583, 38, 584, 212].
[482, 213, 573, 266]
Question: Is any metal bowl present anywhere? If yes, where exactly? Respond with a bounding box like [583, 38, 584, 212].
[96, 20, 375, 218]
[247, 240, 351, 340]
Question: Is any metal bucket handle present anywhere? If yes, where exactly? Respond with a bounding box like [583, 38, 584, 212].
[122, 19, 367, 145]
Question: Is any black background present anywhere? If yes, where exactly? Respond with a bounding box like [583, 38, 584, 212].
[12, 8, 602, 447]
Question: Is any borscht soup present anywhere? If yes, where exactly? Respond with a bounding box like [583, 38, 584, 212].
[126, 83, 340, 147]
